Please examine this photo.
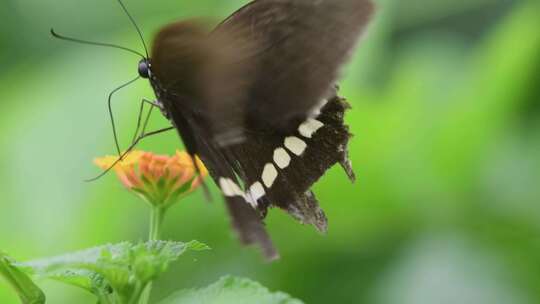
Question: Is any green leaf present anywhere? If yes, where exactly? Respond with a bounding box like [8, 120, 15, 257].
[159, 276, 304, 304]
[18, 241, 208, 304]
[184, 240, 211, 252]
[0, 252, 46, 304]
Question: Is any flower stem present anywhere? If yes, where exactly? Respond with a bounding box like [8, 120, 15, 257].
[149, 207, 165, 241]
[139, 207, 165, 304]
[130, 282, 145, 304]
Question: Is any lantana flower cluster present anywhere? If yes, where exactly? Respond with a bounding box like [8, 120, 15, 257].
[94, 150, 208, 209]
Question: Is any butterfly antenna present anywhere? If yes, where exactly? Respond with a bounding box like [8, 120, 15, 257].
[108, 76, 141, 156]
[116, 0, 149, 58]
[50, 28, 146, 58]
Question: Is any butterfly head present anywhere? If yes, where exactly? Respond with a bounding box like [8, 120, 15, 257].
[138, 58, 151, 79]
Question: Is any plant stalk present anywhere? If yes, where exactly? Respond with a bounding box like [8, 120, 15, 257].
[149, 207, 165, 241]
[139, 207, 165, 304]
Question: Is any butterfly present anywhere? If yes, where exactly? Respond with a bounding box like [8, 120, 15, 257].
[55, 0, 374, 259]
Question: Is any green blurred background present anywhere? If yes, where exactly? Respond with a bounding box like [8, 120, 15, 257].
[1, 0, 539, 303]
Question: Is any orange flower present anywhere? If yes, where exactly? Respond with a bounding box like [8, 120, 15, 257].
[94, 150, 208, 208]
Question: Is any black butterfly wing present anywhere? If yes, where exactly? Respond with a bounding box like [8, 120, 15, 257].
[203, 0, 370, 233]
[214, 0, 374, 132]
[223, 91, 355, 232]
[148, 0, 373, 259]
[164, 88, 353, 259]
[150, 21, 279, 259]
[166, 100, 279, 260]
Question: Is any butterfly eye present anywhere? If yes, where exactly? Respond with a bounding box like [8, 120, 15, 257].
[138, 59, 150, 78]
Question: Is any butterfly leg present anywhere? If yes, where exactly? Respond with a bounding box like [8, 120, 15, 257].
[87, 126, 175, 182]
[142, 98, 163, 108]
[131, 98, 163, 143]
[108, 76, 140, 156]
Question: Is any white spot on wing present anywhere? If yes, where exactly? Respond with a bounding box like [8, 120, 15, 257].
[298, 118, 324, 138]
[245, 182, 265, 207]
[273, 148, 291, 169]
[284, 136, 307, 156]
[262, 163, 278, 188]
[219, 178, 243, 197]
